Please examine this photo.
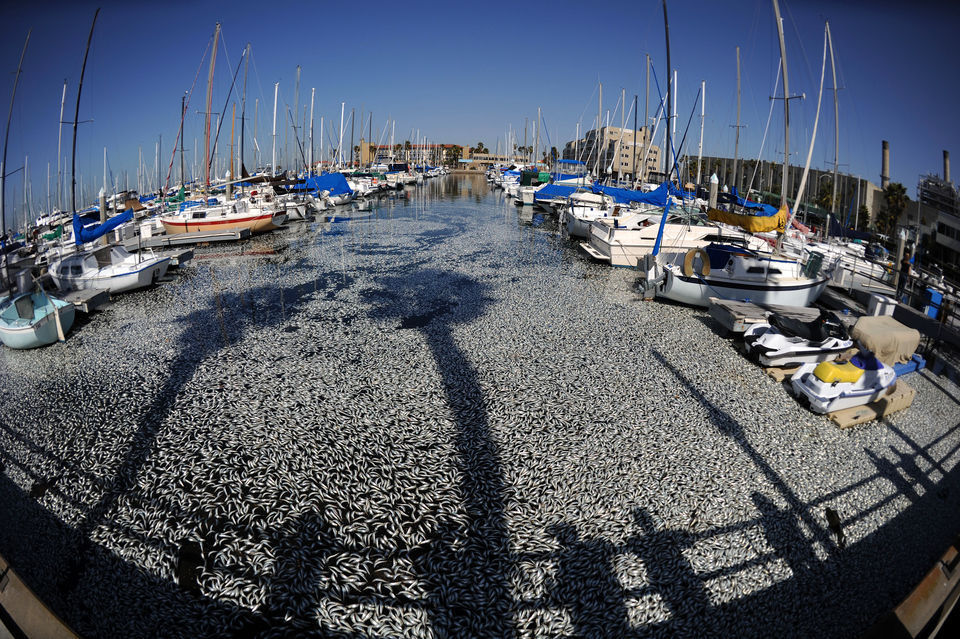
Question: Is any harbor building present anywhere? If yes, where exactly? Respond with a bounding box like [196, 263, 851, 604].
[561, 126, 660, 183]
[917, 152, 960, 275]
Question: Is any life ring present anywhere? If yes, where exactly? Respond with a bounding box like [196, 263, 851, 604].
[682, 248, 711, 277]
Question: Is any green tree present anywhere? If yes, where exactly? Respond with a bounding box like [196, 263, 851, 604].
[814, 179, 834, 211]
[877, 182, 908, 236]
[474, 141, 487, 154]
[446, 145, 462, 166]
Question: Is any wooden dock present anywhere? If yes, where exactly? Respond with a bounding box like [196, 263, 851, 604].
[60, 288, 109, 313]
[122, 228, 250, 250]
[0, 553, 79, 639]
[708, 297, 857, 336]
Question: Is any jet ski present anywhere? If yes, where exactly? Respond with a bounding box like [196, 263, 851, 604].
[790, 351, 897, 413]
[743, 308, 853, 368]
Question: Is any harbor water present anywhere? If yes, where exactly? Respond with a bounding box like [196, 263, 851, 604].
[2, 175, 959, 637]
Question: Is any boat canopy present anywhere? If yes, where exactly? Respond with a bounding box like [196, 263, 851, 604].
[716, 191, 779, 216]
[534, 184, 578, 201]
[591, 181, 674, 206]
[303, 172, 353, 197]
[72, 209, 133, 245]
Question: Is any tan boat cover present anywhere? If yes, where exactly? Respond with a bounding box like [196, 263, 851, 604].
[707, 203, 788, 233]
[851, 315, 920, 366]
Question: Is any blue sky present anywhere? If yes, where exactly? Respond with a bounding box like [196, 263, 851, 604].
[1, 0, 957, 226]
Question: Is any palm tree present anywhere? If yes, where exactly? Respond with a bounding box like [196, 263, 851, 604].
[877, 182, 908, 236]
[474, 141, 487, 154]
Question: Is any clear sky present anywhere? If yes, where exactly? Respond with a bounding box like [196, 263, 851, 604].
[1, 0, 958, 226]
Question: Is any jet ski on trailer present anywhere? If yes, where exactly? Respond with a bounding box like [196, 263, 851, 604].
[790, 352, 897, 414]
[743, 308, 854, 368]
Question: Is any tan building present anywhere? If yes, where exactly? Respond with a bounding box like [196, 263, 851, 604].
[562, 126, 660, 181]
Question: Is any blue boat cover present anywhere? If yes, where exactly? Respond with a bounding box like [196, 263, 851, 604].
[717, 191, 779, 216]
[592, 182, 671, 205]
[73, 209, 133, 245]
[534, 184, 578, 201]
[303, 172, 353, 197]
[557, 159, 585, 165]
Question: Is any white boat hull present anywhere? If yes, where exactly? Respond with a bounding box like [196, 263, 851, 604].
[658, 264, 829, 308]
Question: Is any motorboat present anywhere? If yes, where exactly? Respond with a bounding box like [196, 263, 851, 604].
[50, 244, 170, 294]
[790, 352, 897, 413]
[744, 308, 853, 368]
[0, 290, 75, 349]
[650, 243, 833, 308]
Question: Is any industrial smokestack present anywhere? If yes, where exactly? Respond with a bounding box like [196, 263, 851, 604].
[945, 150, 951, 184]
[881, 140, 890, 189]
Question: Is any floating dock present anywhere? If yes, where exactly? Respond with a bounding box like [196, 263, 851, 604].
[122, 228, 250, 250]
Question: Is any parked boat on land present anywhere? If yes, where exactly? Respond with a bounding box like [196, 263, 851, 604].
[791, 352, 897, 413]
[0, 290, 75, 349]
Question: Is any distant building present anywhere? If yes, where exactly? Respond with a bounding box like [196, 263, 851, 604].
[562, 126, 660, 182]
[917, 171, 960, 271]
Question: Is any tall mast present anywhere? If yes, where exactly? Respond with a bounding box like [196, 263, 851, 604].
[338, 102, 345, 167]
[309, 88, 315, 175]
[595, 82, 602, 178]
[632, 93, 638, 185]
[827, 21, 839, 215]
[71, 12, 99, 217]
[230, 102, 235, 182]
[696, 80, 705, 186]
[671, 69, 677, 181]
[179, 93, 186, 187]
[652, 0, 672, 259]
[56, 79, 66, 211]
[733, 46, 742, 196]
[2, 30, 30, 235]
[643, 54, 650, 183]
[271, 82, 278, 175]
[293, 65, 300, 172]
[772, 0, 790, 207]
[350, 108, 355, 168]
[241, 43, 250, 178]
[253, 99, 258, 169]
[203, 23, 221, 191]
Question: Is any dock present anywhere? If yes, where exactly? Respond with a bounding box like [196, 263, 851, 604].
[0, 553, 79, 639]
[122, 228, 250, 250]
[60, 288, 109, 313]
[708, 297, 857, 336]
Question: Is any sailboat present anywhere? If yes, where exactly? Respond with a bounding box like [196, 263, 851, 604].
[645, 1, 834, 307]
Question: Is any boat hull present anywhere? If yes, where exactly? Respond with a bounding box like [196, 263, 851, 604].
[790, 364, 897, 413]
[658, 266, 829, 308]
[0, 295, 75, 349]
[161, 212, 282, 235]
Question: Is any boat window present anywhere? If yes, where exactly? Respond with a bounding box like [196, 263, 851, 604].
[746, 266, 781, 274]
[71, 265, 83, 275]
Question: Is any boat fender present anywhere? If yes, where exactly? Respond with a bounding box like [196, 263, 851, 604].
[682, 248, 711, 278]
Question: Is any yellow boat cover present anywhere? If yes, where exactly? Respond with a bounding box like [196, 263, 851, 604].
[707, 204, 788, 233]
[813, 360, 864, 384]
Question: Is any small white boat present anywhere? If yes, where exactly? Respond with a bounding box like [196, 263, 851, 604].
[744, 309, 853, 368]
[653, 244, 832, 308]
[0, 291, 75, 349]
[790, 352, 897, 413]
[50, 245, 170, 294]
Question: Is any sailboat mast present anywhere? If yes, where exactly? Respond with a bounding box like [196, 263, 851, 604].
[696, 80, 705, 186]
[338, 102, 345, 168]
[773, 0, 790, 207]
[203, 23, 221, 191]
[70, 12, 99, 217]
[271, 82, 278, 175]
[309, 88, 315, 175]
[643, 54, 650, 183]
[733, 46, 741, 197]
[1, 30, 30, 235]
[595, 83, 602, 179]
[180, 93, 186, 187]
[241, 43, 250, 179]
[56, 79, 66, 211]
[827, 21, 839, 215]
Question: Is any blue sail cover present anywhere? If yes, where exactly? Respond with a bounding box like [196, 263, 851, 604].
[592, 182, 673, 206]
[716, 191, 779, 216]
[73, 209, 133, 245]
[303, 173, 353, 197]
[534, 184, 578, 201]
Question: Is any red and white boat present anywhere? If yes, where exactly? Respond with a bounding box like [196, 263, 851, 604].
[159, 192, 287, 235]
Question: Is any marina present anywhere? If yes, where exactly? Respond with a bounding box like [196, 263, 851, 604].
[1, 176, 959, 637]
[1, 0, 959, 635]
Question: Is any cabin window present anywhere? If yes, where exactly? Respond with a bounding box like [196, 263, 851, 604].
[71, 265, 83, 275]
[746, 266, 781, 274]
